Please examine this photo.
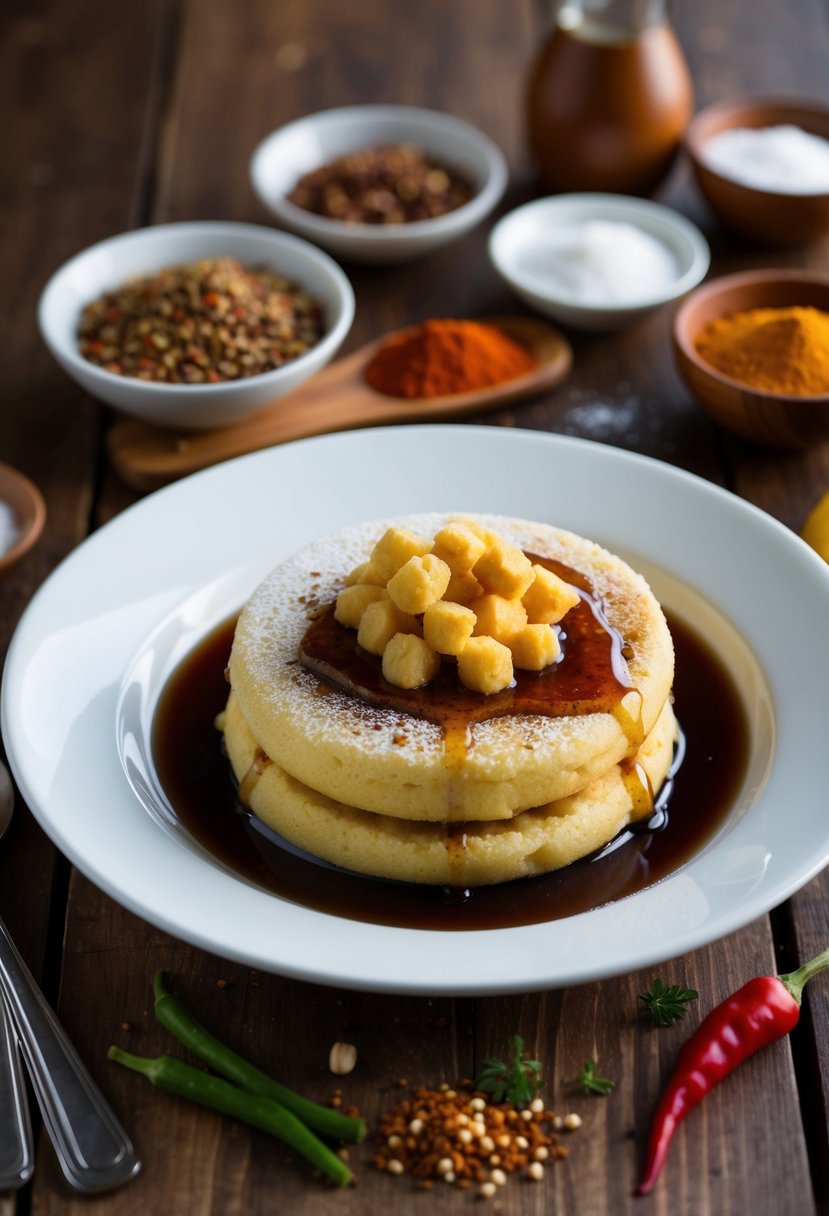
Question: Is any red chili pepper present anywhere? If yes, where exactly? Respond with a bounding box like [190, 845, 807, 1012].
[636, 946, 829, 1196]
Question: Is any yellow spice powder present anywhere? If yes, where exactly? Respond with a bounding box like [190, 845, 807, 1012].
[694, 304, 829, 396]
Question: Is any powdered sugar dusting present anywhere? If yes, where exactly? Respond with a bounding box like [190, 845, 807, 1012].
[231, 512, 667, 769]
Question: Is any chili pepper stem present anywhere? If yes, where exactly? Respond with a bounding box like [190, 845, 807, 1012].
[778, 947, 829, 1004]
[108, 1045, 165, 1084]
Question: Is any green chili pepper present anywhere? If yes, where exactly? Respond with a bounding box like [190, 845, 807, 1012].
[107, 1048, 352, 1188]
[152, 972, 365, 1144]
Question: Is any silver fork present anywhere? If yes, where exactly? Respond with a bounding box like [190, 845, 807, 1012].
[0, 758, 140, 1191]
[0, 919, 141, 1192]
[0, 989, 33, 1191]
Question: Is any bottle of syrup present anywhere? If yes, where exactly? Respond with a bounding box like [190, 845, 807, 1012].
[526, 0, 694, 196]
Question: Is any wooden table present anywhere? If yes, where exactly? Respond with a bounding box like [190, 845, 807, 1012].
[2, 1, 829, 1212]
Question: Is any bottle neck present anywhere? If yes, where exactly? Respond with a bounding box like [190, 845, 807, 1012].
[557, 0, 672, 38]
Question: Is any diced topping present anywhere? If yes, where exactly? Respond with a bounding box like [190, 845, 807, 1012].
[431, 522, 487, 572]
[445, 569, 482, 605]
[522, 563, 580, 624]
[473, 540, 534, 599]
[382, 633, 441, 689]
[334, 520, 580, 694]
[457, 636, 514, 695]
[357, 599, 421, 656]
[333, 584, 388, 629]
[387, 553, 451, 614]
[368, 526, 432, 580]
[469, 593, 528, 644]
[423, 601, 476, 656]
[509, 623, 562, 671]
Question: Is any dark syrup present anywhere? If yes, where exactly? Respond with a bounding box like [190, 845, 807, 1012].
[152, 613, 748, 931]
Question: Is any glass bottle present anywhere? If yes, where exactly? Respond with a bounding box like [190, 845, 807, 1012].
[526, 0, 694, 196]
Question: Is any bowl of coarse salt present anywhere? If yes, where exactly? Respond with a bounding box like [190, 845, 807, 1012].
[488, 194, 709, 331]
[0, 463, 46, 574]
[686, 96, 829, 246]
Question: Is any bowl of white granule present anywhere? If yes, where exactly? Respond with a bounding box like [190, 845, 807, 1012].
[686, 96, 829, 246]
[488, 194, 709, 331]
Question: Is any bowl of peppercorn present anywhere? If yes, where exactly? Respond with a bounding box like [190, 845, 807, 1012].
[38, 221, 355, 430]
[249, 104, 508, 264]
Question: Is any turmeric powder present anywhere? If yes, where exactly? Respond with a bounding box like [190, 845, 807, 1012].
[694, 305, 829, 396]
[364, 318, 536, 399]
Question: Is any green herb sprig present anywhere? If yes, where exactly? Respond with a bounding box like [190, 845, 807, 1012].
[475, 1034, 543, 1107]
[578, 1059, 615, 1096]
[640, 978, 699, 1027]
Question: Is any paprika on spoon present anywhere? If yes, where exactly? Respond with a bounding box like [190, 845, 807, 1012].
[637, 946, 829, 1196]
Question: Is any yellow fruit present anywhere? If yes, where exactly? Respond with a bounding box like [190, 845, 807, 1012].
[801, 489, 829, 562]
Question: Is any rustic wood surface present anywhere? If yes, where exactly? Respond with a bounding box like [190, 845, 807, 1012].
[2, 1, 829, 1214]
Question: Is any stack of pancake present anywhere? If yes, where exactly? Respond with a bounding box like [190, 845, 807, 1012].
[220, 513, 676, 887]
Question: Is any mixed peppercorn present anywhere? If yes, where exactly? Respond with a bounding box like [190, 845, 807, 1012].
[374, 1081, 577, 1198]
[286, 143, 475, 225]
[77, 256, 324, 384]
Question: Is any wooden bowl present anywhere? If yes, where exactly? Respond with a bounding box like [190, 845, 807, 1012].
[685, 96, 829, 246]
[0, 462, 46, 572]
[673, 270, 829, 449]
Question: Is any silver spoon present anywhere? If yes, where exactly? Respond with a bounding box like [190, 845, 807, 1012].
[0, 758, 141, 1192]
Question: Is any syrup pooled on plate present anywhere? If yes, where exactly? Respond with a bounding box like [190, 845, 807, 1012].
[152, 604, 749, 931]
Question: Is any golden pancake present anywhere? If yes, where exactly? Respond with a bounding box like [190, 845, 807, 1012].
[220, 694, 677, 886]
[227, 514, 674, 822]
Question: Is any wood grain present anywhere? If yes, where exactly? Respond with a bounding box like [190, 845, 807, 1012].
[1, 0, 828, 1213]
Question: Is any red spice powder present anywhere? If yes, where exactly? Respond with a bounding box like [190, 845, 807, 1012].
[364, 318, 536, 399]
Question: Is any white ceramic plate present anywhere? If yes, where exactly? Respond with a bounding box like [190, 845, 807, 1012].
[3, 426, 829, 995]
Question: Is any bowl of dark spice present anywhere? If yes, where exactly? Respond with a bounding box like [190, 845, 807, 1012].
[38, 221, 355, 430]
[673, 269, 829, 448]
[250, 105, 508, 263]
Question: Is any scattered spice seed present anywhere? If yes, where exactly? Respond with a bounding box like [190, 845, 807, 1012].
[374, 1083, 573, 1195]
[328, 1042, 358, 1076]
[77, 256, 325, 384]
[286, 143, 475, 225]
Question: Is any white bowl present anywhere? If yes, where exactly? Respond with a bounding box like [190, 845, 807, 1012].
[38, 221, 355, 430]
[488, 194, 710, 331]
[250, 104, 508, 264]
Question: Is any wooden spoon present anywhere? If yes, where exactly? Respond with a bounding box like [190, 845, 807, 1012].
[107, 316, 572, 491]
